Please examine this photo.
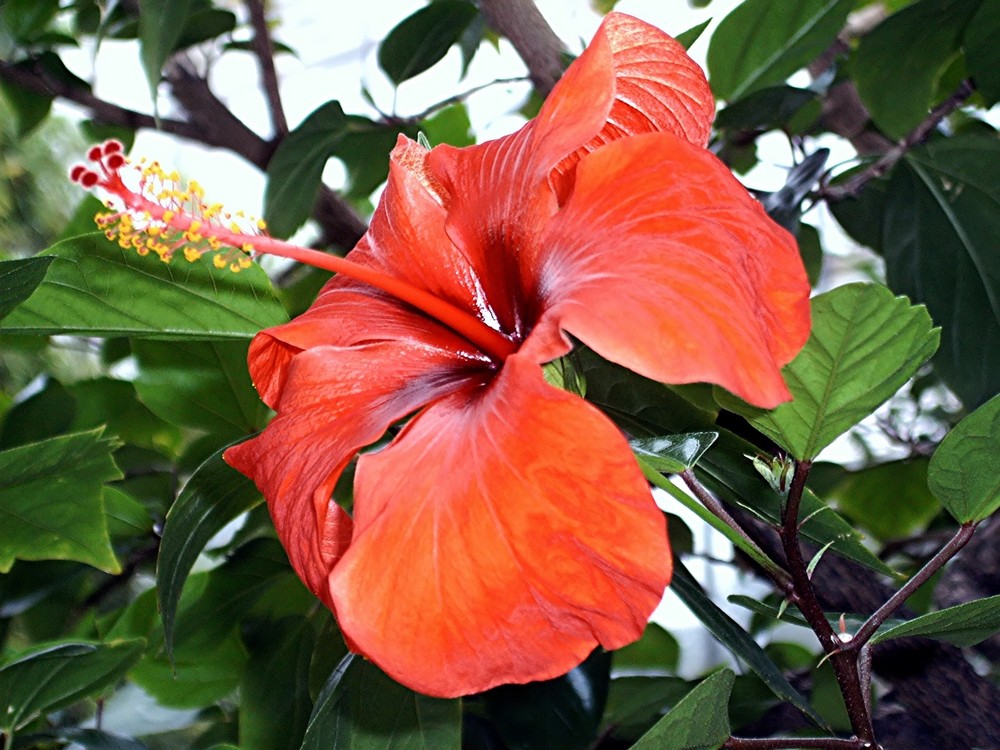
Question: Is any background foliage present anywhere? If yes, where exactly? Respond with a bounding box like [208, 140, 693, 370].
[1, 0, 999, 748]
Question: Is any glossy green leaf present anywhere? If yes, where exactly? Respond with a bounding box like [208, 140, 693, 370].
[301, 653, 461, 750]
[0, 639, 145, 734]
[484, 648, 611, 750]
[853, 0, 980, 138]
[670, 564, 825, 727]
[872, 594, 1000, 646]
[928, 394, 1000, 522]
[0, 430, 121, 574]
[156, 445, 263, 655]
[0, 233, 287, 339]
[631, 669, 734, 750]
[631, 432, 718, 474]
[138, 0, 196, 102]
[133, 339, 268, 437]
[0, 256, 54, 319]
[964, 1, 1000, 106]
[707, 0, 853, 100]
[827, 459, 941, 539]
[715, 283, 939, 460]
[884, 137, 1000, 408]
[377, 1, 479, 85]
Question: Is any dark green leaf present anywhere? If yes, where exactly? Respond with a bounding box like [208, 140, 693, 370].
[631, 432, 718, 474]
[675, 19, 711, 50]
[66, 377, 181, 451]
[796, 222, 823, 287]
[715, 85, 817, 132]
[0, 233, 287, 339]
[853, 0, 980, 138]
[613, 623, 679, 674]
[484, 649, 611, 750]
[0, 430, 121, 574]
[378, 1, 479, 85]
[707, 0, 854, 100]
[0, 639, 145, 734]
[670, 563, 825, 727]
[872, 594, 1000, 646]
[884, 137, 1000, 408]
[0, 77, 53, 137]
[928, 394, 1000, 521]
[827, 166, 889, 253]
[0, 0, 60, 41]
[964, 1, 1000, 106]
[603, 675, 691, 741]
[0, 377, 75, 449]
[176, 8, 237, 49]
[138, 0, 196, 102]
[631, 669, 734, 750]
[156, 445, 263, 655]
[301, 654, 461, 750]
[15, 728, 148, 750]
[715, 283, 939, 460]
[827, 459, 941, 539]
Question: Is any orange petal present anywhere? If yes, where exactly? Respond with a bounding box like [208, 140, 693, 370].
[224, 341, 488, 610]
[523, 132, 811, 408]
[329, 354, 670, 697]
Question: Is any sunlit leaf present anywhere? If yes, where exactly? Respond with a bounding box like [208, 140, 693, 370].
[872, 594, 1000, 647]
[631, 669, 734, 750]
[631, 432, 718, 474]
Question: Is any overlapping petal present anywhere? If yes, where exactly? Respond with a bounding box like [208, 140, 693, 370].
[329, 354, 670, 697]
[522, 132, 811, 407]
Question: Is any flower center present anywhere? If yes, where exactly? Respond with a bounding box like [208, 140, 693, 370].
[71, 141, 517, 363]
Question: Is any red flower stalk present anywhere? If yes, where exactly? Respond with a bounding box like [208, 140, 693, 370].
[75, 12, 810, 697]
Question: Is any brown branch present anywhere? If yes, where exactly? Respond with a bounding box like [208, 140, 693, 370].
[725, 737, 867, 750]
[244, 0, 289, 136]
[477, 0, 565, 97]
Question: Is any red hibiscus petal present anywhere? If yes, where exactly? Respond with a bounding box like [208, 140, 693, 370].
[329, 354, 670, 697]
[224, 341, 488, 610]
[523, 132, 811, 408]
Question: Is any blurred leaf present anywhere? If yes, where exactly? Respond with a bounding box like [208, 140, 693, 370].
[138, 0, 195, 102]
[157, 445, 263, 656]
[675, 19, 711, 50]
[602, 676, 690, 741]
[0, 233, 287, 339]
[631, 432, 718, 474]
[884, 137, 1000, 408]
[0, 76, 53, 137]
[0, 639, 145, 734]
[421, 102, 474, 147]
[613, 623, 680, 674]
[0, 0, 60, 41]
[0, 429, 121, 574]
[378, 1, 479, 85]
[964, 1, 1000, 106]
[928, 394, 1000, 521]
[715, 85, 816, 132]
[853, 0, 980, 138]
[0, 377, 75, 448]
[715, 283, 939, 460]
[176, 7, 236, 49]
[301, 653, 461, 750]
[484, 649, 611, 750]
[133, 339, 268, 437]
[67, 377, 181, 451]
[872, 594, 1000, 646]
[707, 0, 853, 100]
[15, 727, 148, 750]
[631, 669, 734, 750]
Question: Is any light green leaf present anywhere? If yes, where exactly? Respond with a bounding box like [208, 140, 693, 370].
[631, 669, 734, 750]
[707, 0, 854, 100]
[631, 432, 718, 474]
[156, 445, 263, 655]
[0, 256, 54, 320]
[0, 233, 287, 339]
[0, 430, 122, 574]
[377, 1, 480, 85]
[872, 594, 1000, 646]
[0, 639, 145, 734]
[928, 394, 1000, 522]
[715, 283, 939, 460]
[301, 654, 461, 750]
[138, 0, 196, 103]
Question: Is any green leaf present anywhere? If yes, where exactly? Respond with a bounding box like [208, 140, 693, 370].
[827, 459, 941, 539]
[156, 445, 263, 655]
[0, 76, 53, 137]
[421, 102, 474, 147]
[133, 339, 268, 437]
[715, 85, 817, 132]
[872, 594, 1000, 646]
[0, 233, 287, 339]
[853, 0, 980, 138]
[138, 0, 196, 102]
[675, 19, 711, 50]
[301, 654, 461, 750]
[964, 1, 1000, 107]
[0, 430, 122, 574]
[0, 377, 75, 449]
[928, 394, 1000, 521]
[0, 257, 54, 320]
[883, 137, 1000, 408]
[0, 0, 60, 41]
[715, 283, 939, 460]
[669, 563, 826, 727]
[631, 669, 734, 750]
[484, 649, 611, 750]
[377, 1, 479, 85]
[613, 623, 680, 674]
[15, 727, 148, 750]
[631, 432, 718, 474]
[707, 0, 854, 100]
[0, 639, 145, 734]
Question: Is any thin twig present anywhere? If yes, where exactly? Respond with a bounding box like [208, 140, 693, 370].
[245, 0, 288, 135]
[725, 736, 869, 750]
[819, 79, 975, 201]
[407, 76, 529, 123]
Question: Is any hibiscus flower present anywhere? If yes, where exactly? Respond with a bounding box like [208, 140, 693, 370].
[75, 12, 810, 698]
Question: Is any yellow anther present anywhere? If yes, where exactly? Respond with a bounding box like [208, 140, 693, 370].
[238, 256, 253, 269]
[230, 261, 242, 273]
[136, 246, 149, 256]
[163, 210, 175, 222]
[213, 254, 227, 269]
[256, 218, 267, 230]
[241, 242, 254, 253]
[207, 236, 222, 250]
[184, 247, 201, 263]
